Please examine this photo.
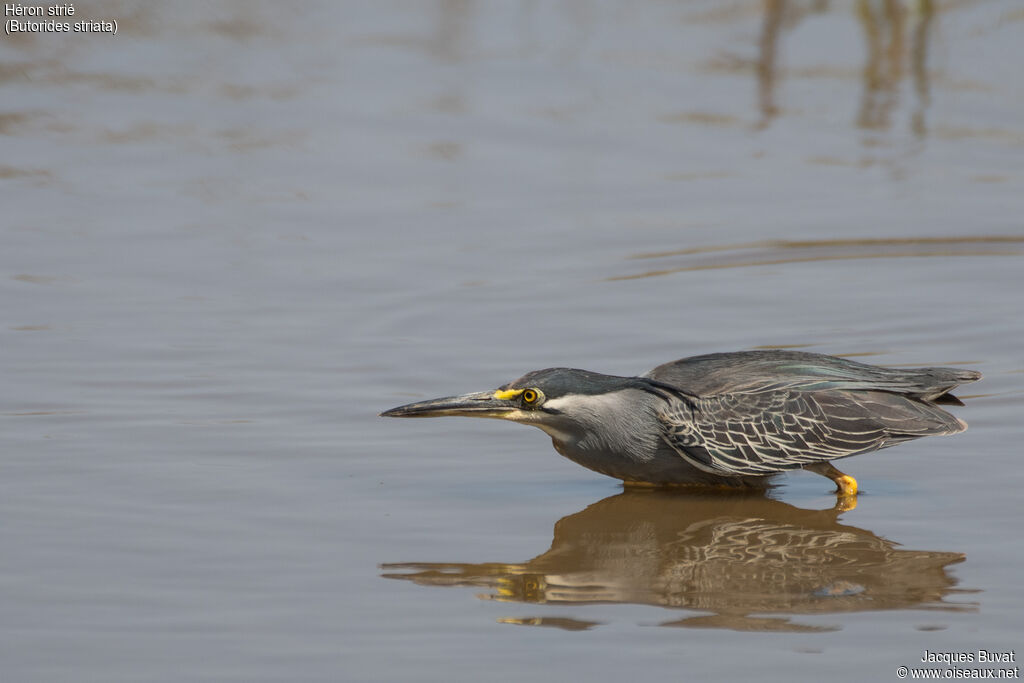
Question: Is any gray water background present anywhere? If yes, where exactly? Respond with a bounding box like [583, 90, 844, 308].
[2, 2, 1023, 681]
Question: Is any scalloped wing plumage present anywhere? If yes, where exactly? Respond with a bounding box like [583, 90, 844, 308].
[658, 388, 967, 477]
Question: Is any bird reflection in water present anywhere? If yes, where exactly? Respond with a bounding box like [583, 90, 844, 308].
[381, 490, 974, 632]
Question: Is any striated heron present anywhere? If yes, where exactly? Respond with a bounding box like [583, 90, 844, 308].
[381, 350, 980, 495]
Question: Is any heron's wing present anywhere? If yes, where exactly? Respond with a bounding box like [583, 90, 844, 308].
[658, 389, 965, 476]
[644, 351, 981, 401]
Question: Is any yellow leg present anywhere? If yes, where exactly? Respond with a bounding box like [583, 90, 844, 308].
[806, 462, 858, 496]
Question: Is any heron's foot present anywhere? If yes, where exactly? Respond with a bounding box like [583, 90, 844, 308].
[833, 474, 858, 496]
[806, 462, 859, 497]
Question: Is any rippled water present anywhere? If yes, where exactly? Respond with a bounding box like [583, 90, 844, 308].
[2, 2, 1022, 681]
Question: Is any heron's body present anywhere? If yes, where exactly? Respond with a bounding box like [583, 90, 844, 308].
[381, 350, 980, 495]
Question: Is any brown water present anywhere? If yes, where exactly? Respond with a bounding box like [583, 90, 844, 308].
[2, 2, 1022, 681]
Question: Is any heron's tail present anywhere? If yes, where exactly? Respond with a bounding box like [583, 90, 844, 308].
[903, 368, 981, 403]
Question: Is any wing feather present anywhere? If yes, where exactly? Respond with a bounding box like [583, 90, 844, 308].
[658, 388, 964, 477]
[644, 350, 981, 401]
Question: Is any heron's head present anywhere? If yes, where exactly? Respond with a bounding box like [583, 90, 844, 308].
[380, 368, 644, 437]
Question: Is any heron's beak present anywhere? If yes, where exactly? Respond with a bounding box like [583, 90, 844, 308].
[380, 390, 522, 419]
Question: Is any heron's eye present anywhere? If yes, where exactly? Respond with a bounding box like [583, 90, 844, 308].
[522, 389, 539, 404]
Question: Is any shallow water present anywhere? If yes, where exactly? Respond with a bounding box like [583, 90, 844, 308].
[2, 2, 1023, 681]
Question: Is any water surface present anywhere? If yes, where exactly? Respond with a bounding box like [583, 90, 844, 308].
[2, 2, 1022, 681]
